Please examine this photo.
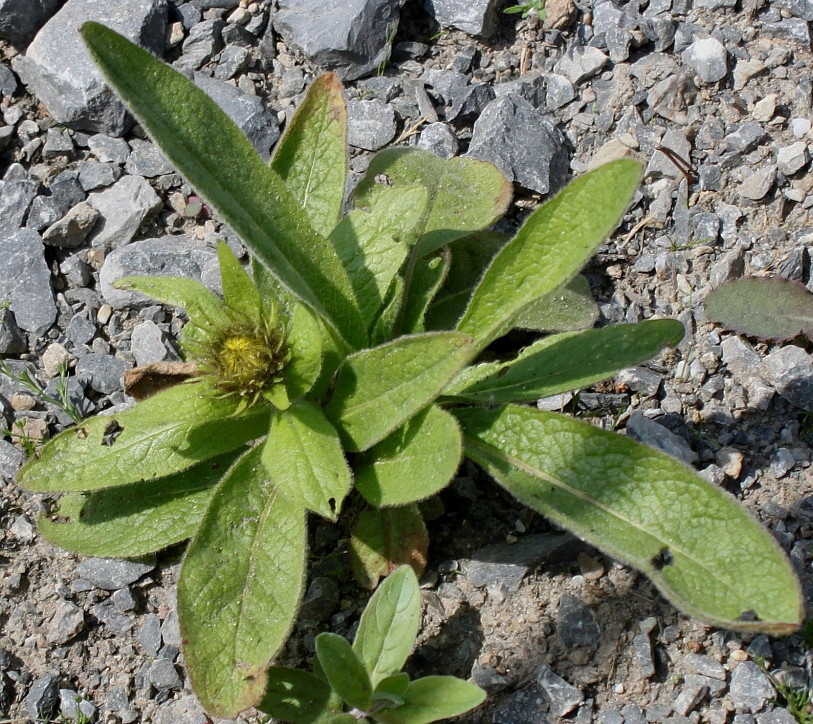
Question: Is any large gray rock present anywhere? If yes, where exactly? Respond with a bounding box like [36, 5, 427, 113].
[99, 236, 217, 309]
[0, 229, 56, 335]
[763, 345, 813, 412]
[273, 0, 405, 81]
[423, 0, 501, 37]
[12, 0, 168, 136]
[465, 94, 568, 195]
[0, 0, 64, 48]
[87, 174, 162, 249]
[193, 73, 280, 159]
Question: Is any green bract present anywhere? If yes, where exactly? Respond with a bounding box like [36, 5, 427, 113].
[17, 22, 803, 720]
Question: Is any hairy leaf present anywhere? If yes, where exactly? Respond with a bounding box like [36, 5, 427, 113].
[259, 667, 333, 724]
[324, 332, 472, 452]
[350, 505, 428, 589]
[444, 320, 684, 403]
[398, 250, 450, 335]
[458, 160, 641, 352]
[705, 276, 813, 341]
[456, 405, 803, 634]
[355, 405, 462, 507]
[355, 148, 512, 257]
[375, 677, 486, 724]
[218, 241, 263, 320]
[315, 633, 372, 712]
[270, 73, 347, 238]
[513, 274, 599, 332]
[179, 446, 307, 716]
[81, 24, 365, 349]
[370, 276, 405, 346]
[353, 566, 421, 687]
[261, 401, 352, 519]
[18, 381, 269, 492]
[283, 303, 323, 400]
[38, 450, 241, 557]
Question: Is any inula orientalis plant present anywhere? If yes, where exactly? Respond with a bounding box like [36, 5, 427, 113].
[17, 23, 803, 720]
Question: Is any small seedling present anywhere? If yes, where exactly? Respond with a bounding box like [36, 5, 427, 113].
[2, 419, 42, 457]
[757, 657, 813, 724]
[504, 1, 547, 19]
[0, 359, 82, 424]
[261, 566, 485, 724]
[16, 23, 803, 720]
[705, 276, 813, 341]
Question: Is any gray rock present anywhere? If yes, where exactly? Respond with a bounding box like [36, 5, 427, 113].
[0, 228, 57, 335]
[75, 353, 130, 394]
[738, 167, 776, 201]
[59, 690, 97, 722]
[729, 661, 774, 713]
[764, 17, 812, 45]
[682, 653, 727, 680]
[423, 0, 501, 38]
[77, 160, 122, 191]
[154, 694, 210, 724]
[633, 633, 656, 678]
[88, 133, 131, 164]
[758, 710, 806, 724]
[149, 658, 182, 690]
[493, 685, 552, 724]
[43, 127, 75, 158]
[447, 82, 495, 122]
[0, 175, 39, 233]
[274, 0, 404, 81]
[417, 122, 458, 159]
[616, 367, 662, 396]
[298, 576, 340, 622]
[465, 533, 573, 593]
[625, 411, 698, 464]
[672, 674, 710, 716]
[100, 236, 217, 309]
[347, 99, 396, 151]
[77, 557, 155, 590]
[46, 600, 85, 645]
[0, 64, 18, 99]
[125, 139, 175, 177]
[465, 94, 568, 195]
[0, 0, 63, 48]
[12, 0, 168, 136]
[598, 712, 624, 724]
[0, 125, 14, 151]
[176, 18, 224, 70]
[161, 609, 182, 647]
[131, 320, 172, 365]
[213, 44, 251, 80]
[43, 201, 100, 248]
[193, 72, 280, 159]
[0, 439, 26, 478]
[682, 37, 727, 83]
[494, 72, 545, 107]
[26, 195, 64, 231]
[777, 142, 810, 176]
[0, 308, 26, 354]
[66, 311, 96, 346]
[87, 174, 163, 250]
[763, 345, 813, 411]
[537, 664, 583, 718]
[640, 14, 676, 51]
[556, 594, 600, 649]
[138, 613, 163, 656]
[112, 586, 136, 611]
[470, 662, 511, 694]
[24, 674, 60, 720]
[724, 122, 768, 154]
[553, 45, 609, 85]
[546, 73, 576, 111]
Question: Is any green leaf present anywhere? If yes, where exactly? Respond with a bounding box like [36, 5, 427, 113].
[218, 241, 263, 320]
[355, 405, 461, 507]
[355, 149, 512, 258]
[270, 73, 347, 238]
[329, 716, 357, 724]
[375, 677, 486, 724]
[261, 401, 352, 520]
[38, 450, 241, 557]
[455, 405, 804, 635]
[330, 185, 427, 326]
[370, 276, 405, 346]
[18, 380, 270, 492]
[179, 445, 307, 717]
[353, 566, 421, 687]
[444, 320, 684, 403]
[315, 633, 373, 712]
[398, 250, 450, 335]
[457, 160, 642, 352]
[705, 276, 813, 341]
[350, 505, 428, 590]
[81, 23, 365, 350]
[259, 667, 333, 724]
[325, 332, 472, 452]
[373, 673, 410, 704]
[513, 274, 599, 332]
[283, 302, 323, 400]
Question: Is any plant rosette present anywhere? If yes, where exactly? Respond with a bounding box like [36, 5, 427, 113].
[17, 22, 804, 721]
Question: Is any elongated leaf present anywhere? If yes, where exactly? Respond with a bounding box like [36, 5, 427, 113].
[375, 677, 486, 724]
[455, 405, 803, 634]
[324, 332, 472, 452]
[444, 320, 684, 403]
[259, 667, 333, 724]
[374, 673, 410, 703]
[81, 24, 365, 349]
[458, 160, 642, 352]
[399, 250, 450, 335]
[38, 450, 241, 557]
[353, 566, 421, 687]
[179, 446, 307, 716]
[513, 274, 599, 332]
[705, 276, 813, 341]
[330, 185, 427, 326]
[283, 303, 323, 400]
[218, 241, 263, 320]
[355, 149, 512, 257]
[350, 505, 428, 589]
[18, 380, 269, 492]
[315, 633, 373, 711]
[271, 73, 347, 238]
[370, 276, 405, 346]
[261, 401, 352, 519]
[355, 405, 461, 507]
